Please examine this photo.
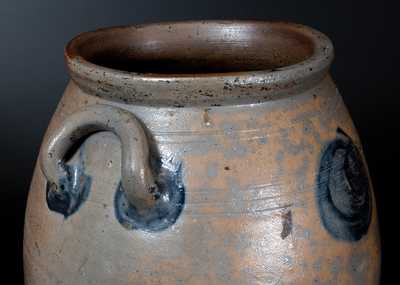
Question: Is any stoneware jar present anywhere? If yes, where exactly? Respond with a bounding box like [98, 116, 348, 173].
[24, 21, 380, 284]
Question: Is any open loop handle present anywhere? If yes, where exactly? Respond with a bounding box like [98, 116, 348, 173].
[40, 104, 158, 212]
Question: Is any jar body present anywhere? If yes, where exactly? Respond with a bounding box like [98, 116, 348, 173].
[24, 75, 380, 284]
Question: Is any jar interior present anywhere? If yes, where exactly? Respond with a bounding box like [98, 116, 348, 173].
[69, 22, 315, 74]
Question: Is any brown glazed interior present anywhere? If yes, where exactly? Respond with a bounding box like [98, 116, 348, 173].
[67, 22, 315, 74]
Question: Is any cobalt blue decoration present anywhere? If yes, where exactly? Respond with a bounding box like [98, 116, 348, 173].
[114, 157, 185, 232]
[316, 128, 372, 241]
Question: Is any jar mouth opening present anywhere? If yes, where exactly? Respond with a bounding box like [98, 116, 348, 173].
[65, 21, 333, 106]
[66, 21, 317, 75]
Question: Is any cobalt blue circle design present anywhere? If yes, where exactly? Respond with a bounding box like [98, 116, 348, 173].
[46, 149, 92, 218]
[114, 158, 185, 232]
[46, 165, 92, 218]
[316, 128, 372, 241]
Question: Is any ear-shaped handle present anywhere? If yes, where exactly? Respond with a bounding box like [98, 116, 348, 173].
[40, 104, 159, 213]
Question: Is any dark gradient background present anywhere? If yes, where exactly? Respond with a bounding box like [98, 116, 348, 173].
[1, 0, 397, 283]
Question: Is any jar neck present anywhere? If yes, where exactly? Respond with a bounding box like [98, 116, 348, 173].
[65, 21, 334, 107]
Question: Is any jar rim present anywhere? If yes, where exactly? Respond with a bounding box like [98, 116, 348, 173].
[65, 20, 334, 107]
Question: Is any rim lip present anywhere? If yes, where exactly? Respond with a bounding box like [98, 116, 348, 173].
[64, 20, 334, 105]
